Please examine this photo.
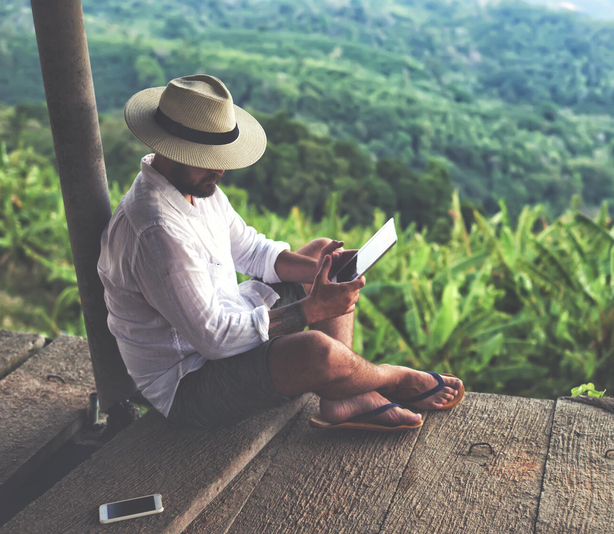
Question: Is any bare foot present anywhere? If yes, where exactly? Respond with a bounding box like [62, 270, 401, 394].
[380, 367, 463, 410]
[319, 391, 422, 427]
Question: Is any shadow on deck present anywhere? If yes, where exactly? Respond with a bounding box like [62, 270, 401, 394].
[0, 330, 612, 533]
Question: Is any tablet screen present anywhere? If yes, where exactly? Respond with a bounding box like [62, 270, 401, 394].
[335, 219, 397, 282]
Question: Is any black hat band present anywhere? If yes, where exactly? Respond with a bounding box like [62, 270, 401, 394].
[154, 107, 240, 145]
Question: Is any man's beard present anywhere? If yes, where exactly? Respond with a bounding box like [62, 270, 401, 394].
[169, 164, 223, 199]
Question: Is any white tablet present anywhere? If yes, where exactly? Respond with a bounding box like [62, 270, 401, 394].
[332, 218, 397, 283]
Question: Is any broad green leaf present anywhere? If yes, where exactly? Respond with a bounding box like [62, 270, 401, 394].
[499, 226, 516, 268]
[532, 239, 576, 292]
[476, 332, 505, 370]
[408, 243, 430, 275]
[427, 281, 460, 352]
[403, 285, 427, 348]
[476, 317, 536, 338]
[434, 250, 490, 286]
[574, 211, 614, 252]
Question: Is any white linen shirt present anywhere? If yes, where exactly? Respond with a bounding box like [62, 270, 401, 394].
[98, 154, 290, 417]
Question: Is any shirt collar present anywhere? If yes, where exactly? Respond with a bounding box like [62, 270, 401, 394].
[140, 154, 200, 218]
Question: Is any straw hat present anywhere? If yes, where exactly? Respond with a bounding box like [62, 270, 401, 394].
[124, 74, 266, 170]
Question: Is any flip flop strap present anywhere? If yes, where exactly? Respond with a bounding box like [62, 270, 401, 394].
[345, 403, 402, 424]
[402, 371, 445, 404]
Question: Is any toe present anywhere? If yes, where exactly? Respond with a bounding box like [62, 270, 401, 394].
[443, 375, 463, 390]
[368, 406, 422, 427]
[391, 407, 421, 426]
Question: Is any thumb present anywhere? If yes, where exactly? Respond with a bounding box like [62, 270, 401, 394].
[323, 240, 344, 255]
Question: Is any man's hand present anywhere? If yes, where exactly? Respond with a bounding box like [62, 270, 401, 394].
[316, 240, 358, 281]
[302, 254, 365, 324]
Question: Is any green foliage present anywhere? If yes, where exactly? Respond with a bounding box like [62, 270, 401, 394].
[228, 112, 451, 232]
[134, 55, 166, 88]
[571, 383, 606, 398]
[1, 0, 614, 401]
[228, 186, 613, 399]
[0, 145, 126, 335]
[0, 143, 612, 398]
[3, 0, 614, 219]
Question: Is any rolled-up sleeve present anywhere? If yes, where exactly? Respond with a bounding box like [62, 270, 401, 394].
[223, 195, 290, 283]
[132, 224, 270, 359]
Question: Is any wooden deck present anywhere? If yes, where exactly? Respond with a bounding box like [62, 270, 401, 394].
[0, 330, 613, 533]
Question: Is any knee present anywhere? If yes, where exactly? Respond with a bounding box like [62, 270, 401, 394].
[303, 330, 350, 379]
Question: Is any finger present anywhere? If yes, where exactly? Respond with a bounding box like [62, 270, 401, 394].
[322, 240, 344, 256]
[345, 276, 366, 290]
[316, 254, 332, 282]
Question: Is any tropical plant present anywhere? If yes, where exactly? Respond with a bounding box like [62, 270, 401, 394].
[230, 186, 614, 399]
[571, 383, 606, 398]
[0, 144, 125, 335]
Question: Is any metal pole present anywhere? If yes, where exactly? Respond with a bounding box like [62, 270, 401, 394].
[30, 0, 136, 412]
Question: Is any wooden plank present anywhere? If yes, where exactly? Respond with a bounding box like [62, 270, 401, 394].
[560, 394, 614, 414]
[0, 330, 46, 380]
[1, 394, 311, 534]
[222, 396, 424, 534]
[535, 398, 614, 534]
[380, 393, 555, 534]
[0, 336, 95, 498]
[183, 411, 301, 534]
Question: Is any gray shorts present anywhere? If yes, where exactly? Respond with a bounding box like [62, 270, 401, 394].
[167, 281, 306, 429]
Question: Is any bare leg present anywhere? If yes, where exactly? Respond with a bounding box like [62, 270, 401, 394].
[284, 239, 462, 426]
[267, 330, 462, 425]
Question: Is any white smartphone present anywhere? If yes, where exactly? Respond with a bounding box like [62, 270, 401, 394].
[332, 218, 397, 283]
[99, 494, 163, 524]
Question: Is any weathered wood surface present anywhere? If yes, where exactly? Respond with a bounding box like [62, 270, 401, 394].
[1, 394, 312, 534]
[563, 394, 614, 414]
[183, 411, 302, 534]
[0, 330, 45, 380]
[536, 398, 614, 534]
[221, 395, 424, 534]
[212, 393, 555, 534]
[0, 336, 94, 497]
[381, 393, 554, 534]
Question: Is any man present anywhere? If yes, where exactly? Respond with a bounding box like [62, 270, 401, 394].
[98, 75, 464, 431]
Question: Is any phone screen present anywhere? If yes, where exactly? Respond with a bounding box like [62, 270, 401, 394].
[106, 495, 157, 519]
[336, 219, 397, 283]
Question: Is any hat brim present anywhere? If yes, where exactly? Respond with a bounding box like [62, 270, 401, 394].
[124, 87, 267, 170]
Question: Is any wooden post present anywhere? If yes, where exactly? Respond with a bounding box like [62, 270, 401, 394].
[30, 0, 136, 411]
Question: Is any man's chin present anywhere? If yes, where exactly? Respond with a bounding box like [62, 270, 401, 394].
[194, 183, 218, 199]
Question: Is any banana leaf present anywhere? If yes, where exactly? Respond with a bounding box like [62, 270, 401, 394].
[532, 238, 577, 292]
[427, 281, 460, 353]
[573, 211, 614, 253]
[433, 250, 490, 286]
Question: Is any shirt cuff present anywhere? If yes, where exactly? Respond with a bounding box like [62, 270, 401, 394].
[252, 305, 271, 342]
[262, 241, 291, 284]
